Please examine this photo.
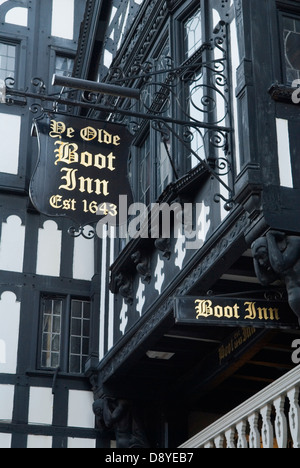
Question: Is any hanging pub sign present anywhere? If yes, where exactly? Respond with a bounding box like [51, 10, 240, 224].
[30, 113, 134, 226]
[174, 296, 299, 329]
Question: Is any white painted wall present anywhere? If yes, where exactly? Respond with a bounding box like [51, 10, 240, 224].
[0, 433, 12, 449]
[108, 228, 116, 351]
[99, 226, 108, 360]
[0, 385, 14, 420]
[0, 292, 20, 375]
[0, 114, 20, 175]
[27, 435, 53, 449]
[5, 7, 28, 27]
[68, 390, 95, 428]
[51, 0, 74, 40]
[68, 438, 96, 449]
[0, 216, 25, 273]
[73, 229, 95, 281]
[276, 118, 294, 188]
[36, 221, 62, 277]
[28, 387, 54, 425]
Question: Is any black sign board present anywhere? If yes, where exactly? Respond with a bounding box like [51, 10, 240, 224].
[174, 296, 299, 329]
[30, 113, 133, 225]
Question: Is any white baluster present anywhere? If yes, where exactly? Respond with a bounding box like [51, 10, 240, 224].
[225, 427, 236, 448]
[288, 386, 300, 448]
[236, 420, 248, 448]
[204, 441, 214, 448]
[273, 395, 288, 448]
[248, 413, 261, 448]
[214, 434, 225, 448]
[260, 404, 274, 448]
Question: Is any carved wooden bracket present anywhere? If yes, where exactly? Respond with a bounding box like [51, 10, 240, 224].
[131, 250, 151, 283]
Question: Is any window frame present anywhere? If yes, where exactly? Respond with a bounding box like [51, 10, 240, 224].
[130, 1, 207, 205]
[0, 37, 20, 87]
[38, 294, 91, 375]
[173, 1, 207, 174]
[278, 9, 300, 84]
[0, 40, 17, 83]
[0, 34, 27, 91]
[49, 46, 76, 91]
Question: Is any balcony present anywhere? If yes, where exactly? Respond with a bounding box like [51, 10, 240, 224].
[180, 365, 300, 449]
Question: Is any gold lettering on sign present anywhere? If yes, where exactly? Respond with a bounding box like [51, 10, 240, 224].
[59, 168, 78, 191]
[53, 141, 117, 172]
[50, 195, 76, 211]
[195, 300, 213, 318]
[46, 118, 128, 219]
[194, 299, 281, 323]
[244, 302, 280, 321]
[80, 127, 121, 146]
[58, 168, 110, 196]
[80, 126, 97, 141]
[55, 141, 79, 165]
[49, 119, 122, 146]
[244, 302, 256, 320]
[49, 120, 66, 138]
[218, 328, 257, 364]
[50, 195, 63, 209]
[195, 300, 240, 320]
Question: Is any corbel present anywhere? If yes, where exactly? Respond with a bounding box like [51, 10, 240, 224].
[131, 250, 151, 283]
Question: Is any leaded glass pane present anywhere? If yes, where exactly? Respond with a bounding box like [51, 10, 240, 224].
[69, 300, 91, 374]
[0, 42, 16, 82]
[283, 16, 300, 83]
[40, 298, 62, 369]
[184, 8, 202, 59]
[55, 55, 74, 78]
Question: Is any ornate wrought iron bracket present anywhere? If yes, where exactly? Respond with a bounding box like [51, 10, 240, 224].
[0, 33, 235, 227]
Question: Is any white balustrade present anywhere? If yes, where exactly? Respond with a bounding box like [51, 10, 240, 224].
[180, 365, 300, 449]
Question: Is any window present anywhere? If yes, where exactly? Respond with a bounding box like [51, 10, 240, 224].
[69, 300, 91, 374]
[41, 297, 62, 369]
[134, 39, 174, 205]
[182, 7, 205, 169]
[282, 15, 300, 83]
[156, 138, 173, 196]
[40, 295, 91, 374]
[0, 42, 16, 82]
[139, 135, 151, 206]
[184, 7, 202, 59]
[55, 55, 74, 78]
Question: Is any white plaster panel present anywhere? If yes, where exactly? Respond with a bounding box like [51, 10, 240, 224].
[5, 7, 28, 26]
[0, 216, 25, 273]
[28, 387, 54, 425]
[73, 228, 95, 281]
[51, 0, 74, 40]
[68, 390, 94, 428]
[0, 292, 20, 374]
[68, 438, 96, 449]
[0, 385, 14, 420]
[27, 435, 53, 449]
[0, 114, 20, 175]
[36, 221, 62, 277]
[0, 433, 11, 448]
[276, 118, 293, 188]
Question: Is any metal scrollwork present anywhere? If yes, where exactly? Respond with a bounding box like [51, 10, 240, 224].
[1, 24, 234, 211]
[4, 77, 15, 89]
[29, 102, 45, 119]
[68, 225, 96, 240]
[31, 77, 47, 94]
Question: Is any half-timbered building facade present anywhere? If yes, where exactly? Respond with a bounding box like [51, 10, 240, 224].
[0, 0, 300, 449]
